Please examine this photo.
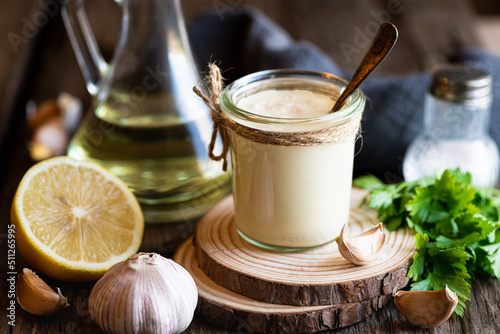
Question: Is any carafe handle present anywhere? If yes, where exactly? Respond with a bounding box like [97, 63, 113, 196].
[62, 0, 119, 96]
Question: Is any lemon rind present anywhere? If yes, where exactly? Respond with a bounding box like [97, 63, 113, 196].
[13, 157, 144, 275]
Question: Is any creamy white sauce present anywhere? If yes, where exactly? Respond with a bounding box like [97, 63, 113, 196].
[237, 89, 334, 118]
[232, 89, 354, 248]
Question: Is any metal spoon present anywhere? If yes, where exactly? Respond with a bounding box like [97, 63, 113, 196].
[330, 22, 398, 113]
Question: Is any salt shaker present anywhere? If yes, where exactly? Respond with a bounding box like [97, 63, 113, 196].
[403, 65, 499, 187]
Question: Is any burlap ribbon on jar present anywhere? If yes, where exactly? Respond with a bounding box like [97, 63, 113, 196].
[193, 64, 362, 171]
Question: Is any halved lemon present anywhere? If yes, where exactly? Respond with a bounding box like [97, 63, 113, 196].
[11, 157, 144, 281]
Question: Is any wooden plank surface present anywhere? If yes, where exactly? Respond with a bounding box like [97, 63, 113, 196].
[1, 0, 499, 333]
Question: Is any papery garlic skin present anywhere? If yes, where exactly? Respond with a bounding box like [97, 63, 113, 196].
[89, 252, 198, 334]
[57, 92, 82, 134]
[336, 223, 386, 265]
[394, 286, 458, 328]
[17, 268, 69, 316]
[30, 118, 69, 160]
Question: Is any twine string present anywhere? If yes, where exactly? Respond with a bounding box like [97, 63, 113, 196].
[193, 64, 362, 172]
[193, 64, 230, 171]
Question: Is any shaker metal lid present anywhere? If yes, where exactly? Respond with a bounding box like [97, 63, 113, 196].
[429, 64, 492, 102]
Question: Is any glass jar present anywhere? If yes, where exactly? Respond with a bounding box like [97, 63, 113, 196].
[403, 65, 499, 187]
[220, 69, 365, 251]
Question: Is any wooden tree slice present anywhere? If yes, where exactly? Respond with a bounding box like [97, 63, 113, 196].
[174, 238, 393, 334]
[194, 188, 415, 306]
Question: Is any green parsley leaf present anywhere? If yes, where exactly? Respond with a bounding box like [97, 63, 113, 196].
[354, 168, 500, 316]
[368, 186, 399, 211]
[474, 229, 500, 278]
[407, 233, 428, 282]
[352, 174, 385, 191]
[407, 187, 433, 224]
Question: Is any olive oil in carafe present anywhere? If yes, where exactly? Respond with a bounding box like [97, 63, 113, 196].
[63, 0, 231, 223]
[67, 108, 231, 223]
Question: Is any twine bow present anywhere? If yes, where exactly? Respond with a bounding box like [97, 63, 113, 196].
[193, 64, 230, 171]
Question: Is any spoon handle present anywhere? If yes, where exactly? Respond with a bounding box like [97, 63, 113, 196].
[331, 22, 398, 113]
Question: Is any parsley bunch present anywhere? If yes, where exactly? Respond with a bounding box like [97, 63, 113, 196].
[354, 169, 500, 316]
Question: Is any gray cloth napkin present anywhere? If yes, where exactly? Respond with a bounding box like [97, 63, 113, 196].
[189, 8, 500, 180]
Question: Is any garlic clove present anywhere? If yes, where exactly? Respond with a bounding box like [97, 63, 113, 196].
[89, 252, 198, 334]
[57, 92, 82, 134]
[394, 286, 458, 328]
[30, 118, 69, 161]
[17, 268, 69, 316]
[335, 223, 386, 265]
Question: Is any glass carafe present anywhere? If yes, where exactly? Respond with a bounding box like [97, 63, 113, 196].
[62, 0, 231, 223]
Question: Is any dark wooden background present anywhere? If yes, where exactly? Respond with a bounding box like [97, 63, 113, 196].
[1, 0, 499, 333]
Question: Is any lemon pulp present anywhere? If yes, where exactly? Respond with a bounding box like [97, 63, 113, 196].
[12, 157, 144, 281]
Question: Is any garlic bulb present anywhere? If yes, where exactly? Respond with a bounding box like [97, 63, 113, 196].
[17, 268, 68, 315]
[335, 223, 386, 265]
[394, 286, 458, 328]
[89, 252, 198, 334]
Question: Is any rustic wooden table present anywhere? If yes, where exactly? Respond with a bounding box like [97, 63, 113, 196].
[1, 0, 499, 333]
